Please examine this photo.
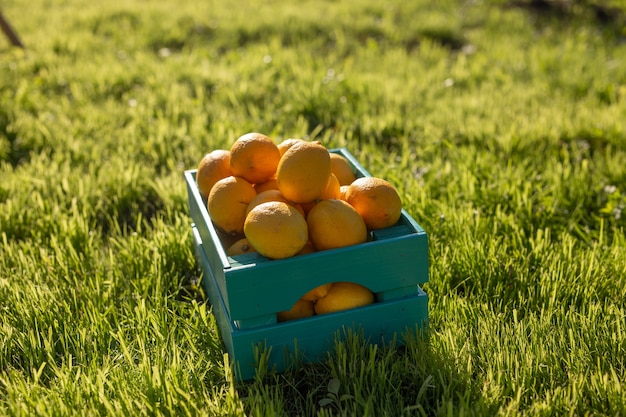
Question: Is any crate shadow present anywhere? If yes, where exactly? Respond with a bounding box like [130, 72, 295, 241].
[233, 325, 492, 415]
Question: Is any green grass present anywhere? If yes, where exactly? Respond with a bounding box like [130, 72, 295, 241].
[1, 0, 626, 415]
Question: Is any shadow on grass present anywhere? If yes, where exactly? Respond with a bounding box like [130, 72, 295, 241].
[235, 326, 493, 416]
[0, 107, 39, 168]
[505, 0, 626, 39]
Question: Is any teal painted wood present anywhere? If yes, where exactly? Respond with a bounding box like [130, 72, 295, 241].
[185, 148, 430, 327]
[185, 170, 232, 307]
[222, 232, 428, 321]
[192, 225, 429, 381]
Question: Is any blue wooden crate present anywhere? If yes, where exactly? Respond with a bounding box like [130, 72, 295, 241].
[185, 148, 429, 380]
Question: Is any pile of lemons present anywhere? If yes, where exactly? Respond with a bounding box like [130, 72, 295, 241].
[196, 132, 403, 321]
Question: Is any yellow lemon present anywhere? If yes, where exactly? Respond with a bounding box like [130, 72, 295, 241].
[300, 283, 333, 302]
[244, 201, 308, 259]
[277, 299, 315, 322]
[329, 152, 356, 185]
[307, 199, 368, 251]
[314, 282, 375, 315]
[345, 177, 402, 230]
[230, 132, 280, 184]
[208, 176, 257, 235]
[196, 149, 232, 198]
[226, 238, 256, 256]
[276, 141, 331, 204]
